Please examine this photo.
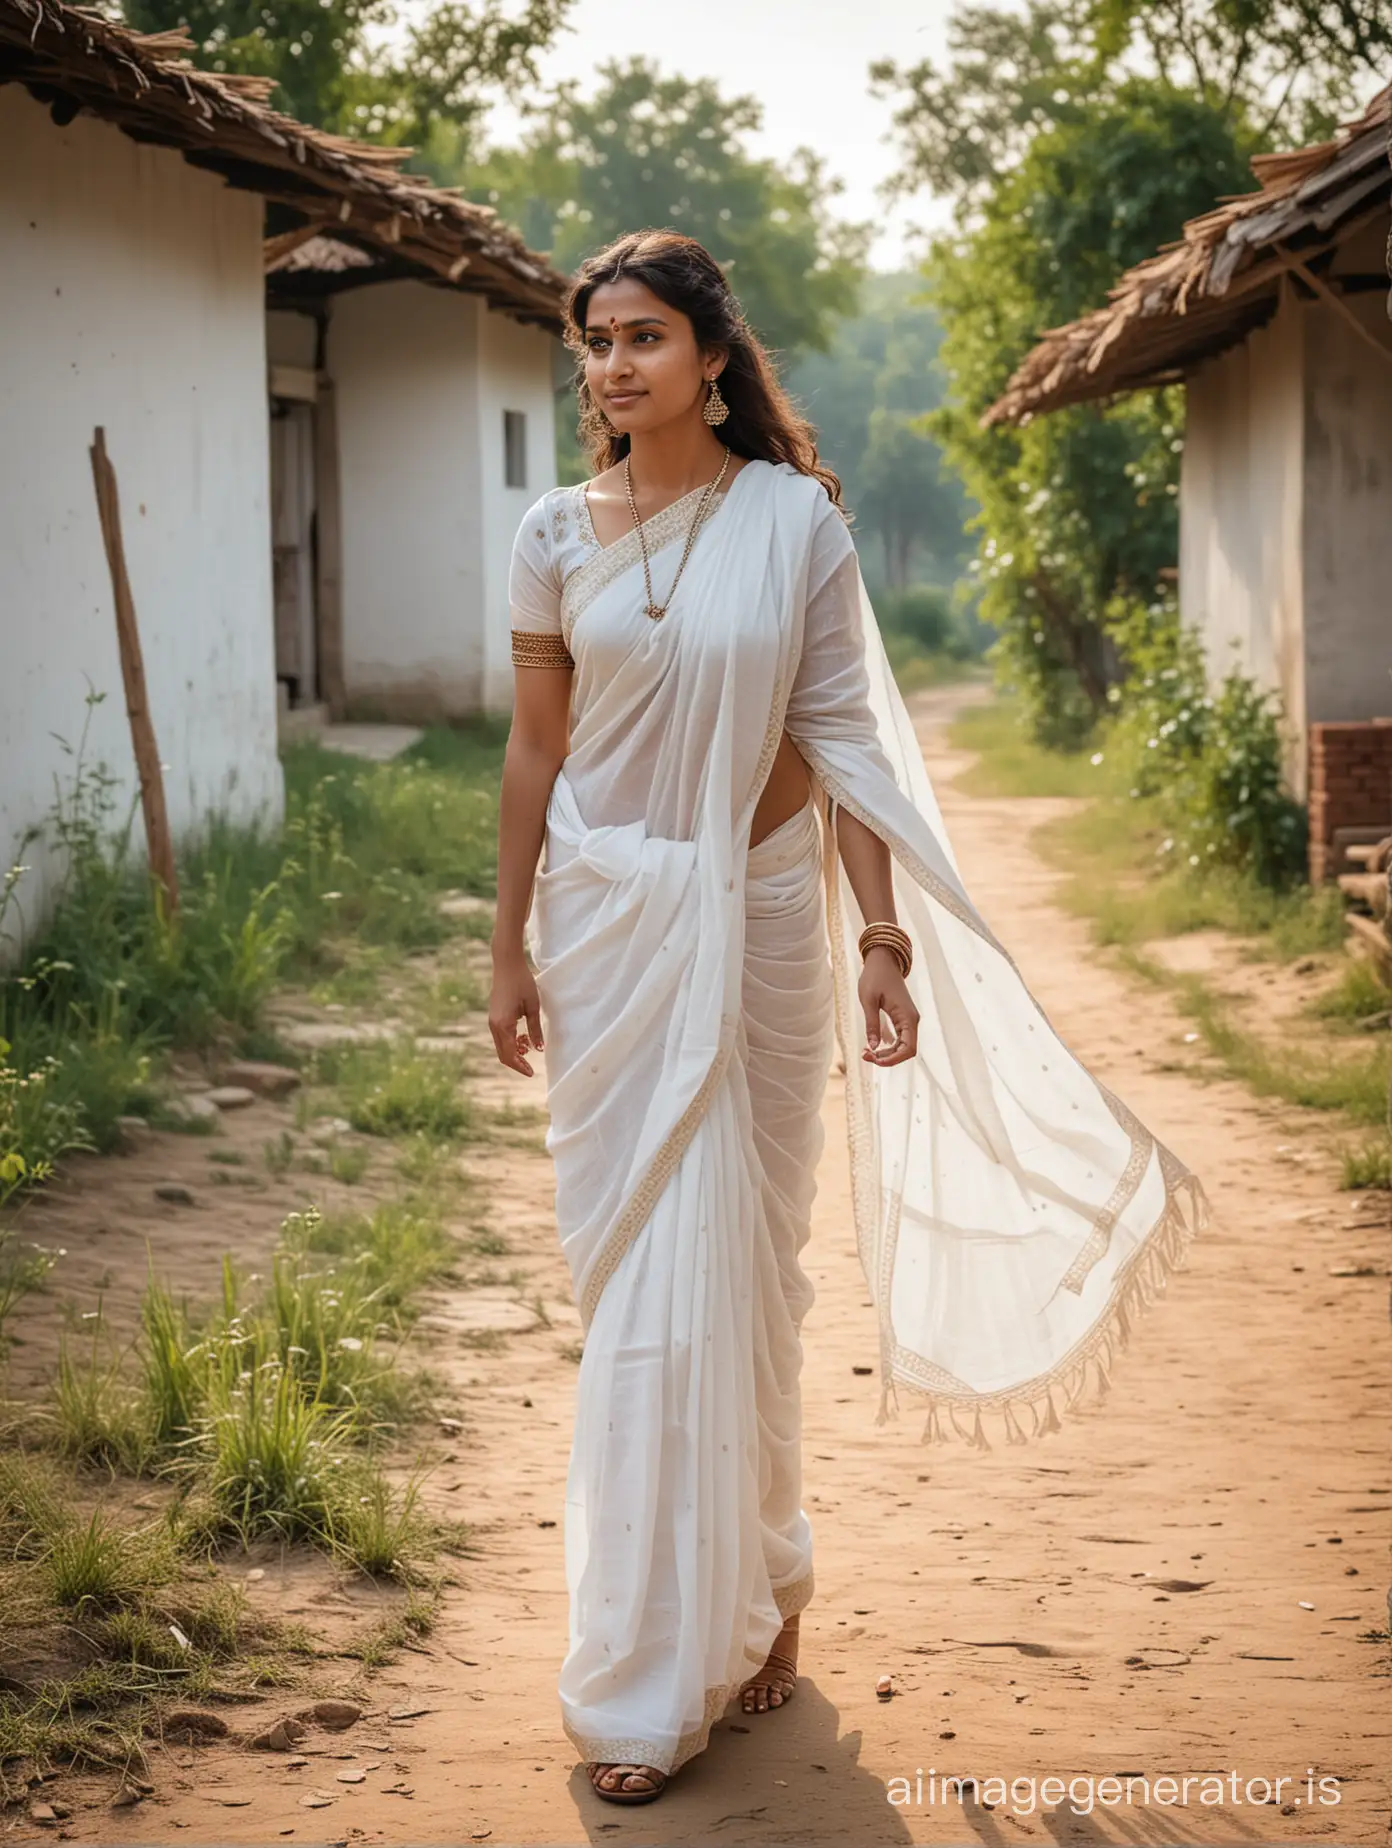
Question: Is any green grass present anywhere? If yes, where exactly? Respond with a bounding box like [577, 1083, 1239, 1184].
[0, 1452, 319, 1798]
[883, 636, 986, 696]
[32, 1196, 459, 1581]
[311, 1037, 474, 1142]
[1165, 970, 1392, 1124]
[1340, 1137, 1392, 1190]
[42, 1513, 175, 1612]
[344, 1589, 439, 1667]
[1, 713, 507, 1193]
[952, 700, 1346, 959]
[953, 697, 1392, 1148]
[1309, 956, 1392, 1026]
[948, 700, 1124, 799]
[286, 1199, 458, 1310]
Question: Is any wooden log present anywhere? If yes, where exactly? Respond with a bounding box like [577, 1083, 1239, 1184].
[1337, 872, 1389, 916]
[88, 427, 180, 917]
[1346, 911, 1392, 966]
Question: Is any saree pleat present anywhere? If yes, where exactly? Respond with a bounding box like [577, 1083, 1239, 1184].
[555, 797, 831, 1774]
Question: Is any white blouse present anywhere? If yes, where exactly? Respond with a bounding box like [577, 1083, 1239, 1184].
[507, 472, 877, 786]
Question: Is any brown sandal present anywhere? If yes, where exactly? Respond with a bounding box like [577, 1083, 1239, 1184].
[740, 1649, 799, 1714]
[587, 1762, 668, 1804]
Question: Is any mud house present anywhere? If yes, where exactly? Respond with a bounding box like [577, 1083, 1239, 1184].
[265, 237, 565, 727]
[986, 89, 1392, 875]
[0, 0, 565, 941]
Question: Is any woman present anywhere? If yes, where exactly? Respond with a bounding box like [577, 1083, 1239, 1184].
[489, 231, 1204, 1807]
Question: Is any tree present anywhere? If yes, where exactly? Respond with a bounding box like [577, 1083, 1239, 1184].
[876, 0, 1389, 744]
[873, 0, 1390, 214]
[923, 84, 1256, 743]
[120, 0, 570, 153]
[787, 275, 971, 593]
[468, 59, 867, 359]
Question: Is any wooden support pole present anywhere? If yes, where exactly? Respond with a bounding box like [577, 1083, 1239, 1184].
[88, 427, 180, 917]
[1273, 243, 1392, 370]
[313, 374, 347, 719]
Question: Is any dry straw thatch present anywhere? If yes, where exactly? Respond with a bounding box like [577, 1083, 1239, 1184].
[985, 86, 1392, 427]
[0, 0, 567, 326]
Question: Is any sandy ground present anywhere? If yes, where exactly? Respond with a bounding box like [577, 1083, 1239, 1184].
[13, 686, 1391, 1846]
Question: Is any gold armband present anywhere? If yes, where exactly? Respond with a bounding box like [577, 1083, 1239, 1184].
[511, 629, 575, 669]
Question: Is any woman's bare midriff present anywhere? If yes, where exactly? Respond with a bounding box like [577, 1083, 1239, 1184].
[751, 730, 812, 846]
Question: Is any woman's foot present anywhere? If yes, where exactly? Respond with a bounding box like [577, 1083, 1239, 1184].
[740, 1613, 800, 1714]
[587, 1762, 668, 1804]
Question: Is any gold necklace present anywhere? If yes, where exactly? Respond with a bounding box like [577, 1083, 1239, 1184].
[624, 447, 732, 621]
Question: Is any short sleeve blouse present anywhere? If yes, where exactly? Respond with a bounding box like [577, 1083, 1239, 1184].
[508, 486, 604, 667]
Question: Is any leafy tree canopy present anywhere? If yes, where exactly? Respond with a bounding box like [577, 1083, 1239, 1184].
[468, 59, 868, 358]
[923, 81, 1259, 742]
[877, 0, 1389, 744]
[120, 0, 571, 154]
[873, 0, 1391, 215]
[788, 274, 972, 593]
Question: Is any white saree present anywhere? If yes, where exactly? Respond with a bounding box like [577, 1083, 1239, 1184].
[507, 457, 1204, 1776]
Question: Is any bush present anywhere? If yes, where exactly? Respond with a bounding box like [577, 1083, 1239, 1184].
[878, 584, 956, 654]
[1106, 593, 1307, 890]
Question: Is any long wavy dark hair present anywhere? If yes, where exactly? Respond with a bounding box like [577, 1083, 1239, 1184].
[565, 229, 844, 508]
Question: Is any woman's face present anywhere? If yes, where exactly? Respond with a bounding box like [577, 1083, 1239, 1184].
[582, 277, 723, 439]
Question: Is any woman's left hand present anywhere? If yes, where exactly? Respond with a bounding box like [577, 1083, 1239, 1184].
[859, 947, 919, 1068]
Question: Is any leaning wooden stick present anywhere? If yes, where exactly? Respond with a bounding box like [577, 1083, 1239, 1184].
[89, 426, 180, 917]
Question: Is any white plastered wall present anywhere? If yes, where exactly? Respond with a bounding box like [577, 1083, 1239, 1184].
[477, 306, 560, 710]
[0, 85, 281, 949]
[1300, 290, 1392, 729]
[328, 280, 558, 719]
[1178, 283, 1307, 789]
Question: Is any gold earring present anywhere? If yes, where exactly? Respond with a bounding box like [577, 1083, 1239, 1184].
[703, 378, 729, 426]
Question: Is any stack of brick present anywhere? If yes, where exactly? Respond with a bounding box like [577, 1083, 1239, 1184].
[1307, 719, 1392, 882]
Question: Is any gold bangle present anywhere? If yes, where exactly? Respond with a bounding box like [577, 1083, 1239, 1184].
[858, 922, 912, 978]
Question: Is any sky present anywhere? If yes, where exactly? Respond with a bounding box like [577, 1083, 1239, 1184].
[480, 0, 960, 270]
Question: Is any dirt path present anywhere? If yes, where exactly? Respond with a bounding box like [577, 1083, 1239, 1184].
[101, 686, 1391, 1845]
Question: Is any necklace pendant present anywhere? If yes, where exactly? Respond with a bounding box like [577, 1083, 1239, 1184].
[646, 604, 666, 621]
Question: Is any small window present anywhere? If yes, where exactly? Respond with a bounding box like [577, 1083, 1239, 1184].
[503, 409, 528, 489]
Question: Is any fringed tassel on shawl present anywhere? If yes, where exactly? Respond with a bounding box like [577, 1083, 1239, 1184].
[893, 1168, 1210, 1454]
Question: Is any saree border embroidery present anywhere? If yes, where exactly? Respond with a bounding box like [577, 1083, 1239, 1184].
[809, 747, 1208, 1451]
[563, 1574, 813, 1776]
[511, 629, 575, 669]
[576, 649, 796, 1332]
[560, 484, 730, 646]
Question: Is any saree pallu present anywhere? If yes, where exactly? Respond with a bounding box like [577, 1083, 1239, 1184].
[525, 457, 1205, 1772]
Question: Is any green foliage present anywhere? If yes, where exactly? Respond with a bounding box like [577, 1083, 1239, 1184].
[42, 1513, 175, 1612]
[24, 1202, 459, 1578]
[0, 710, 505, 1195]
[1340, 1136, 1392, 1190]
[923, 83, 1254, 742]
[313, 1038, 474, 1142]
[119, 0, 570, 154]
[878, 585, 960, 657]
[874, 0, 1388, 213]
[787, 273, 972, 593]
[469, 59, 866, 359]
[285, 1199, 458, 1309]
[1105, 594, 1307, 887]
[1171, 975, 1392, 1122]
[878, 0, 1387, 745]
[1310, 957, 1392, 1025]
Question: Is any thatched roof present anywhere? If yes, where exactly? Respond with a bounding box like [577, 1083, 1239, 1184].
[0, 0, 567, 329]
[984, 87, 1391, 426]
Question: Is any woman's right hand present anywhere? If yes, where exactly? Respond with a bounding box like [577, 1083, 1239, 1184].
[489, 953, 545, 1077]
